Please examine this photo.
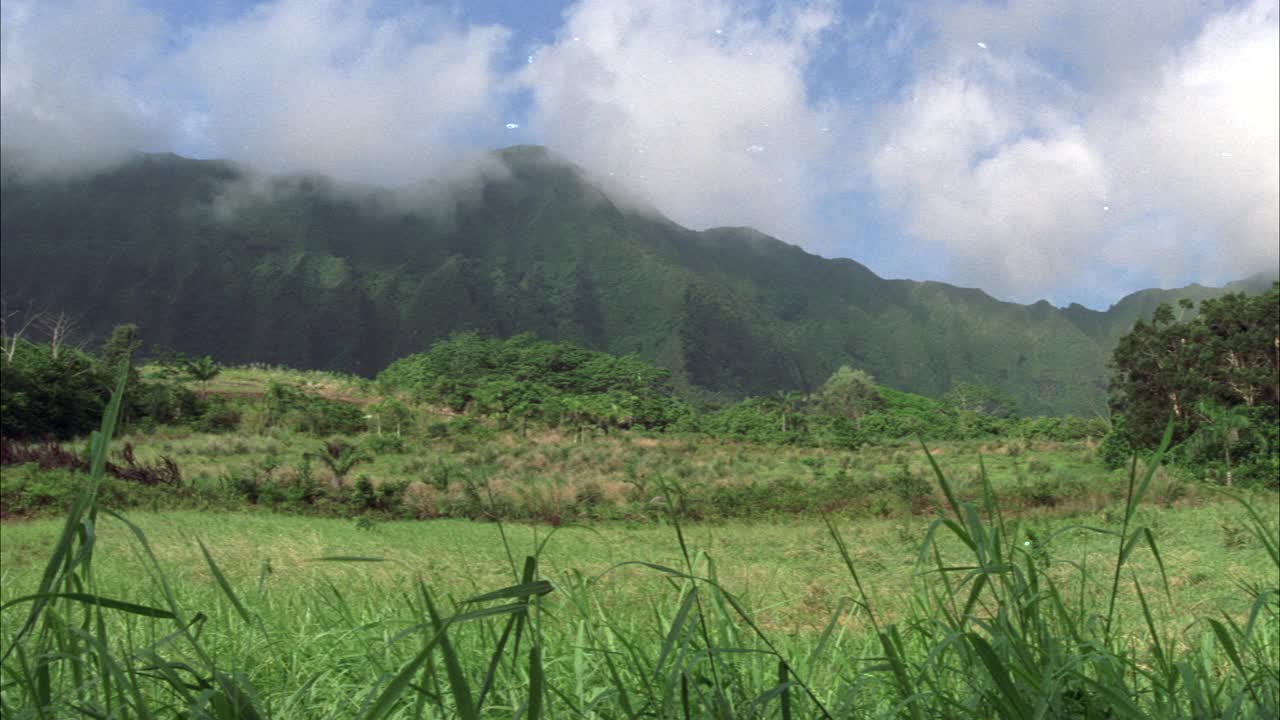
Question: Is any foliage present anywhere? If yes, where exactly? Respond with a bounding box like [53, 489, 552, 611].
[1110, 284, 1279, 484]
[311, 439, 371, 486]
[0, 338, 106, 439]
[8, 151, 1273, 415]
[1098, 416, 1134, 470]
[261, 381, 365, 435]
[379, 333, 689, 431]
[1, 382, 1276, 717]
[184, 354, 221, 395]
[943, 381, 1016, 418]
[367, 396, 412, 436]
[1110, 284, 1279, 445]
[812, 365, 884, 421]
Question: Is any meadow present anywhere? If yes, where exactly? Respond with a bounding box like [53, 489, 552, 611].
[0, 362, 1186, 524]
[3, 392, 1278, 717]
[3, 355, 1279, 718]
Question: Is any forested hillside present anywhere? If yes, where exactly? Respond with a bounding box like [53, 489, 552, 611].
[2, 146, 1273, 415]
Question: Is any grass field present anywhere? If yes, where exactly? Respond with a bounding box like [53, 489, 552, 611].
[2, 372, 1278, 717]
[3, 466, 1277, 717]
[0, 425, 1221, 524]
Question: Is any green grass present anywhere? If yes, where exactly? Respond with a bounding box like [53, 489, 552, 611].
[3, 482, 1277, 716]
[2, 379, 1277, 717]
[1, 421, 1208, 524]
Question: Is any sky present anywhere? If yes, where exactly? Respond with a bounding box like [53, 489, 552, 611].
[2, 0, 1277, 309]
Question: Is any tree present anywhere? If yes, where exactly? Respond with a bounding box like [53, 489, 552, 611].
[1, 297, 40, 363]
[0, 338, 105, 439]
[1188, 401, 1266, 487]
[758, 390, 808, 433]
[943, 382, 1015, 418]
[1197, 289, 1280, 409]
[311, 440, 370, 490]
[1109, 284, 1279, 447]
[369, 397, 412, 436]
[184, 355, 222, 397]
[36, 310, 81, 359]
[813, 366, 884, 422]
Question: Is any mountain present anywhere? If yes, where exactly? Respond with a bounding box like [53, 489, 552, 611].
[2, 147, 1273, 415]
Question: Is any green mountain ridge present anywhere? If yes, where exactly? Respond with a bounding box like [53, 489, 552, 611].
[2, 146, 1274, 415]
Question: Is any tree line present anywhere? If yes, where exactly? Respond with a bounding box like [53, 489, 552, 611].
[3, 284, 1276, 487]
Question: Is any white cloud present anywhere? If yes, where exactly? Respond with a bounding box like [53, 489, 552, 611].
[867, 0, 1279, 302]
[2, 0, 1274, 306]
[176, 0, 512, 186]
[1108, 0, 1280, 285]
[519, 0, 844, 244]
[1, 0, 167, 177]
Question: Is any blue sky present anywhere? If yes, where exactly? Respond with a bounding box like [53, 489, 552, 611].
[3, 0, 1277, 309]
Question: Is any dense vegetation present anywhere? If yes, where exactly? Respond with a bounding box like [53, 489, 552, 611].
[378, 333, 689, 432]
[2, 166, 1277, 715]
[1, 392, 1276, 717]
[5, 148, 1275, 415]
[1107, 285, 1280, 486]
[0, 325, 1276, 719]
[4, 317, 1276, 533]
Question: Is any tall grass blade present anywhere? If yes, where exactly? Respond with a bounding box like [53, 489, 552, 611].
[919, 437, 964, 526]
[1, 593, 176, 619]
[425, 592, 477, 720]
[779, 660, 792, 720]
[1, 366, 128, 665]
[527, 644, 545, 720]
[1107, 419, 1173, 640]
[966, 633, 1031, 720]
[197, 539, 252, 626]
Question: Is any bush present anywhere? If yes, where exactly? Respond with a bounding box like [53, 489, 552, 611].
[262, 382, 366, 435]
[194, 398, 242, 433]
[0, 463, 177, 516]
[1, 340, 106, 439]
[363, 433, 407, 455]
[1099, 418, 1135, 470]
[378, 333, 688, 430]
[0, 465, 83, 516]
[892, 464, 934, 513]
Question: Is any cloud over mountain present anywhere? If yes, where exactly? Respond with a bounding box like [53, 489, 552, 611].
[865, 0, 1279, 301]
[519, 0, 844, 245]
[1, 0, 167, 177]
[176, 0, 512, 185]
[1, 0, 1275, 306]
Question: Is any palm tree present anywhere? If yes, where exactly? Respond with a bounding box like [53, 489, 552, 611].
[1192, 401, 1258, 487]
[763, 390, 808, 433]
[312, 440, 370, 490]
[184, 355, 221, 398]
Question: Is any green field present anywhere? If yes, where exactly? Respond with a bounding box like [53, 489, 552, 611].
[0, 423, 1209, 524]
[3, 443, 1277, 717]
[3, 339, 1278, 717]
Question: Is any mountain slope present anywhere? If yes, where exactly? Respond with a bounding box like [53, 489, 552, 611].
[2, 147, 1272, 415]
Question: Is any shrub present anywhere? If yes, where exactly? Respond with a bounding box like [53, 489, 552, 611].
[0, 339, 106, 439]
[892, 463, 933, 513]
[1099, 418, 1134, 470]
[194, 398, 242, 433]
[363, 433, 407, 455]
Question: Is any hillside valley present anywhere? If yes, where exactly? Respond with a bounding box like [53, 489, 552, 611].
[2, 146, 1274, 415]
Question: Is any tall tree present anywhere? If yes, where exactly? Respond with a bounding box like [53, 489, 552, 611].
[36, 311, 81, 359]
[1109, 284, 1279, 448]
[813, 366, 884, 422]
[1189, 401, 1260, 487]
